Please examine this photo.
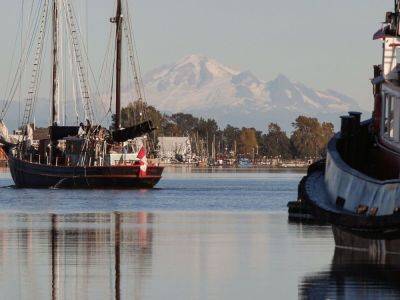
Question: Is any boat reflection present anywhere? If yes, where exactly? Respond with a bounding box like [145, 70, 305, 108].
[300, 247, 400, 299]
[0, 212, 153, 300]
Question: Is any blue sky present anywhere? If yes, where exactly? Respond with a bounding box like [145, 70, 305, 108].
[0, 1, 394, 111]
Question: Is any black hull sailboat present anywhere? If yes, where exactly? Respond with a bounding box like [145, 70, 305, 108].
[1, 0, 164, 189]
[8, 155, 163, 189]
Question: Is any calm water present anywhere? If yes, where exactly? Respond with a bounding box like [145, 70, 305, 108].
[0, 168, 399, 299]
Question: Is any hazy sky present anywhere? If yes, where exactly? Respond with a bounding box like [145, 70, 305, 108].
[0, 1, 394, 111]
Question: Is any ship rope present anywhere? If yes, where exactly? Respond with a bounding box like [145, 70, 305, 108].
[61, 0, 95, 124]
[1, 4, 23, 124]
[123, 0, 149, 123]
[19, 0, 24, 127]
[1, 0, 48, 121]
[21, 0, 51, 130]
[97, 24, 116, 122]
[65, 16, 80, 125]
[122, 0, 157, 154]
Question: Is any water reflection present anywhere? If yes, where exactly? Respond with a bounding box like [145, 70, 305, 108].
[0, 211, 338, 299]
[0, 212, 153, 300]
[300, 247, 400, 299]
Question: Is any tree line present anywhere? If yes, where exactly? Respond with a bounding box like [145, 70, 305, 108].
[121, 101, 334, 160]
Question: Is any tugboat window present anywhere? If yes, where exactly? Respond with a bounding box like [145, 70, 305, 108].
[383, 94, 395, 139]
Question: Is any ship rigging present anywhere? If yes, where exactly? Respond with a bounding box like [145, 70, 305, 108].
[0, 0, 164, 188]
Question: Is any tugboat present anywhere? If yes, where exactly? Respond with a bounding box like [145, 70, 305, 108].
[0, 0, 163, 188]
[296, 1, 400, 254]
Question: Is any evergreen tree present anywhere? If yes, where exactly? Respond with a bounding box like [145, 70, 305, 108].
[263, 123, 292, 159]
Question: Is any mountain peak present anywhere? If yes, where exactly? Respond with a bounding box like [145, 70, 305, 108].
[144, 54, 240, 92]
[141, 55, 363, 131]
[272, 74, 292, 84]
[175, 54, 239, 78]
[176, 54, 208, 65]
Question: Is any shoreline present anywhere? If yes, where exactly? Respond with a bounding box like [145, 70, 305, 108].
[0, 162, 308, 171]
[161, 164, 308, 171]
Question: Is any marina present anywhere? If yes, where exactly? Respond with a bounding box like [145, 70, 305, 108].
[0, 1, 399, 299]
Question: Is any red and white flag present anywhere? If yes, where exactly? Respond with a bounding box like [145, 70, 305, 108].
[137, 146, 148, 177]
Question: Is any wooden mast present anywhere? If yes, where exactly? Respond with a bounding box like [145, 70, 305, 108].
[51, 0, 58, 126]
[115, 0, 123, 129]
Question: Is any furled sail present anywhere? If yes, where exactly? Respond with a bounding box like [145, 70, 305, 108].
[112, 121, 155, 143]
[49, 126, 80, 142]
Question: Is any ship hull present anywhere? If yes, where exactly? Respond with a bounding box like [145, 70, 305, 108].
[299, 168, 400, 255]
[8, 155, 163, 189]
[295, 119, 400, 255]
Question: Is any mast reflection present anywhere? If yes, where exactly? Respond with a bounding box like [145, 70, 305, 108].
[115, 212, 121, 300]
[0, 212, 154, 300]
[51, 214, 57, 300]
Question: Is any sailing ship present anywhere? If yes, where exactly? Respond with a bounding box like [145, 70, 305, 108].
[294, 1, 400, 254]
[0, 0, 163, 188]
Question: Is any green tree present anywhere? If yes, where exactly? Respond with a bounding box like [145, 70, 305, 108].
[196, 118, 219, 155]
[222, 125, 241, 153]
[121, 100, 146, 126]
[290, 116, 334, 159]
[121, 100, 165, 135]
[170, 113, 199, 136]
[158, 113, 186, 137]
[120, 102, 335, 161]
[263, 123, 292, 159]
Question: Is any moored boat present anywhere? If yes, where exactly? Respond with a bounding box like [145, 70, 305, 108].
[296, 1, 400, 254]
[8, 154, 163, 189]
[0, 0, 164, 189]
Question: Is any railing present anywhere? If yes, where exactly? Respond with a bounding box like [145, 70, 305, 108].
[23, 154, 68, 166]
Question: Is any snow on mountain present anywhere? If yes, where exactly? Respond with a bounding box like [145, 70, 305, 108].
[139, 54, 365, 131]
[2, 54, 364, 132]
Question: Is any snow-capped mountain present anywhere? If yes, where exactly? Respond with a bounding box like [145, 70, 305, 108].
[139, 54, 365, 131]
[5, 54, 364, 132]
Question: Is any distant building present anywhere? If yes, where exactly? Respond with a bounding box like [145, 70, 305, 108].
[158, 137, 192, 162]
